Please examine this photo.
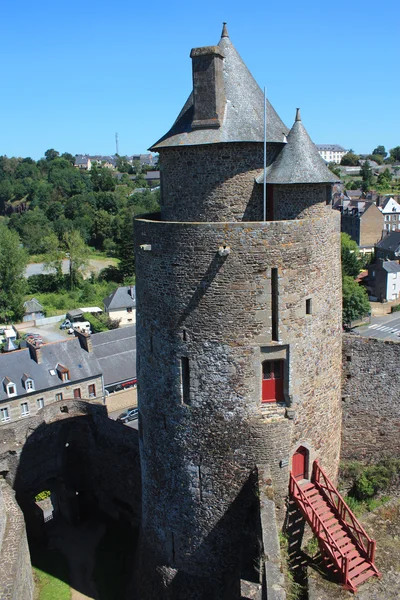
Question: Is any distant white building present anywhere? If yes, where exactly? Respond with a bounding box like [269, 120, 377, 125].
[316, 144, 347, 164]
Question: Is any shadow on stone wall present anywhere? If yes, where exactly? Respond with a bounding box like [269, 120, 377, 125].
[5, 402, 142, 599]
[134, 470, 261, 600]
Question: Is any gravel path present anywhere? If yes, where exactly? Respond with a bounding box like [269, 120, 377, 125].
[25, 258, 115, 279]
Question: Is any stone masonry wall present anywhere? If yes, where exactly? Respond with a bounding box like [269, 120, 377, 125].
[274, 184, 329, 221]
[342, 334, 400, 462]
[0, 480, 34, 600]
[134, 209, 342, 597]
[159, 143, 281, 222]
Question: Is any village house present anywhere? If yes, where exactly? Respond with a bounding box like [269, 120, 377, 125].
[103, 286, 136, 326]
[0, 336, 103, 425]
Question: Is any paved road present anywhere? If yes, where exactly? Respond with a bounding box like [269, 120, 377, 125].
[354, 312, 400, 342]
[25, 258, 115, 278]
[108, 407, 138, 430]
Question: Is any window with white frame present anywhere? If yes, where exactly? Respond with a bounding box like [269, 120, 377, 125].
[20, 402, 30, 417]
[0, 407, 10, 422]
[25, 379, 34, 391]
[37, 398, 44, 410]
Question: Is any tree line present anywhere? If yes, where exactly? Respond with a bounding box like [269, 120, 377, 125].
[0, 149, 160, 322]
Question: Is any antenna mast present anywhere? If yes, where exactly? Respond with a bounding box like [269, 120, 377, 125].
[263, 88, 267, 221]
[115, 132, 119, 155]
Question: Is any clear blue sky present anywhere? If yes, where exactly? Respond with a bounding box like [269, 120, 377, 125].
[1, 0, 399, 159]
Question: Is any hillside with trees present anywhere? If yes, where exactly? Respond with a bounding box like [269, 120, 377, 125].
[0, 150, 160, 321]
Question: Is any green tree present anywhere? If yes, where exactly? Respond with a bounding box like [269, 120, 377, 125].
[90, 166, 116, 192]
[372, 145, 387, 158]
[8, 208, 53, 254]
[342, 275, 370, 326]
[63, 231, 90, 289]
[61, 152, 75, 165]
[341, 152, 360, 166]
[44, 149, 60, 162]
[341, 233, 361, 278]
[366, 154, 384, 165]
[389, 147, 400, 163]
[43, 232, 65, 281]
[0, 226, 28, 322]
[377, 168, 392, 188]
[115, 209, 135, 278]
[360, 160, 373, 192]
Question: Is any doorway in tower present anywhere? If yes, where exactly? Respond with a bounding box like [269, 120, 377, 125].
[262, 359, 284, 402]
[292, 446, 309, 481]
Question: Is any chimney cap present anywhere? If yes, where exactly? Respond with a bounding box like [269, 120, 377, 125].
[295, 108, 301, 122]
[190, 45, 225, 59]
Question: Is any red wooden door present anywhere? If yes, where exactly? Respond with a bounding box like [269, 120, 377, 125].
[262, 360, 284, 403]
[292, 446, 308, 481]
[73, 388, 81, 399]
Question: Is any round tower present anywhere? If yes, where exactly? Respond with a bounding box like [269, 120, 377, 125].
[134, 25, 342, 599]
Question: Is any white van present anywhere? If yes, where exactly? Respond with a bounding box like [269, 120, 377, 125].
[72, 321, 91, 334]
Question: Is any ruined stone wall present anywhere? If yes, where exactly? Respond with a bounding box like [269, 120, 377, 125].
[342, 334, 400, 462]
[159, 143, 281, 222]
[134, 210, 342, 597]
[0, 480, 34, 600]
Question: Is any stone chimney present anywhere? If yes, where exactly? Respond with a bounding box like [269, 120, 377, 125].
[190, 45, 225, 130]
[27, 340, 42, 364]
[74, 329, 93, 353]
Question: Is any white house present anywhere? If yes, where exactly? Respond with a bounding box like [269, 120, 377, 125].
[378, 197, 400, 234]
[368, 260, 400, 301]
[103, 286, 136, 326]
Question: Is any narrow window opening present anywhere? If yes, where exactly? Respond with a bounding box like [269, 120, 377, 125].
[181, 357, 190, 405]
[182, 329, 187, 341]
[346, 355, 352, 362]
[171, 532, 176, 563]
[163, 415, 167, 430]
[306, 298, 312, 315]
[271, 268, 279, 341]
[198, 465, 203, 501]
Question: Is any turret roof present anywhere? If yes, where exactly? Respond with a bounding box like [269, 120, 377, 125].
[256, 109, 341, 185]
[150, 25, 288, 150]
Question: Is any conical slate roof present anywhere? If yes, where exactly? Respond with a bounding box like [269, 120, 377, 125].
[150, 25, 288, 150]
[257, 109, 341, 184]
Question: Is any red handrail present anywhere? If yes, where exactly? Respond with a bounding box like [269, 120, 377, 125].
[312, 461, 377, 564]
[289, 474, 349, 582]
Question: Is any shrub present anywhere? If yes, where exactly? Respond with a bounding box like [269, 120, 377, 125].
[35, 490, 51, 502]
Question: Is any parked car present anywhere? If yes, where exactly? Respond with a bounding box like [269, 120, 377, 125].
[60, 319, 72, 330]
[117, 408, 139, 423]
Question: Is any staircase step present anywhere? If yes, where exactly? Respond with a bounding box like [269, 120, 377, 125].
[348, 556, 368, 571]
[350, 567, 376, 588]
[300, 482, 314, 492]
[327, 522, 343, 534]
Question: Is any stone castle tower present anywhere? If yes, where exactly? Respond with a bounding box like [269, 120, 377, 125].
[134, 24, 342, 599]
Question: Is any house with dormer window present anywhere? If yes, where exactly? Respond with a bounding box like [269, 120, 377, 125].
[0, 337, 104, 425]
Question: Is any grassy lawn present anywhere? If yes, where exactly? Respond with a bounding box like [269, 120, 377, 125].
[33, 566, 71, 600]
[30, 542, 71, 600]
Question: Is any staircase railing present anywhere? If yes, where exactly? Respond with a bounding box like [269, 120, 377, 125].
[289, 473, 350, 584]
[312, 460, 377, 565]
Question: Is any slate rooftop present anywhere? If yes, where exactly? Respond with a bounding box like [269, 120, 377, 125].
[104, 286, 136, 311]
[150, 23, 288, 149]
[91, 326, 136, 387]
[0, 338, 102, 402]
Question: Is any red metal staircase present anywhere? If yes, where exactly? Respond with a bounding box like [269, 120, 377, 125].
[289, 460, 381, 593]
